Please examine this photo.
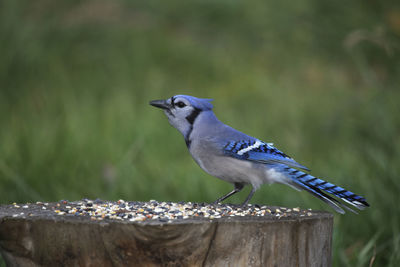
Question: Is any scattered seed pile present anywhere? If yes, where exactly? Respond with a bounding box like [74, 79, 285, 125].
[8, 199, 316, 223]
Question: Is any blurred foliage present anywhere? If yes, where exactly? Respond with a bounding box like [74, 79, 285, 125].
[1, 0, 400, 266]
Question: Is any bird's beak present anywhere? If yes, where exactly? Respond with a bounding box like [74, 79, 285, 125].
[149, 99, 170, 110]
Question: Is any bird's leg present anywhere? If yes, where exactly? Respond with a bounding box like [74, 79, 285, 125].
[212, 183, 244, 204]
[241, 186, 256, 207]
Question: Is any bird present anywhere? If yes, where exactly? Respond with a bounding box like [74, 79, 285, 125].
[149, 94, 369, 214]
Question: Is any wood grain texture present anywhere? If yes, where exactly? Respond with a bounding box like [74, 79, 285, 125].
[0, 203, 333, 267]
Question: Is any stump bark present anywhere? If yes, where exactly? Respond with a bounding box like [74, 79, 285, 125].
[0, 201, 333, 267]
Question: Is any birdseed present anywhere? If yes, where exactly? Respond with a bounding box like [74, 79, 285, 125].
[6, 199, 317, 223]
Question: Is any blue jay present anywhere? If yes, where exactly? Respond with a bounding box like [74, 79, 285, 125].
[150, 95, 369, 214]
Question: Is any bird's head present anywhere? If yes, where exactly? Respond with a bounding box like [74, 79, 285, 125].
[150, 95, 213, 137]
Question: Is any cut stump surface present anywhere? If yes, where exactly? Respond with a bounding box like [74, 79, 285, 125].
[0, 200, 333, 267]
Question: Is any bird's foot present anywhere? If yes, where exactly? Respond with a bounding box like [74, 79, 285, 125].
[240, 202, 251, 209]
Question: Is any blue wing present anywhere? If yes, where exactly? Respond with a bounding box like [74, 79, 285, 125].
[223, 139, 310, 171]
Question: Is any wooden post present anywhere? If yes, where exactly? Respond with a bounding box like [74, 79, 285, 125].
[0, 201, 333, 266]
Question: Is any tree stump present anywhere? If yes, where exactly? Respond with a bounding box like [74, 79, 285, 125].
[0, 200, 333, 266]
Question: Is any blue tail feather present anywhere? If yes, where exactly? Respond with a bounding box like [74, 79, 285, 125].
[280, 166, 369, 213]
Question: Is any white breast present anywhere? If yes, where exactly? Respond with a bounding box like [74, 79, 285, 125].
[193, 153, 268, 189]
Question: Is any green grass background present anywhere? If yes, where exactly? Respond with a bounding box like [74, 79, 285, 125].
[1, 0, 400, 265]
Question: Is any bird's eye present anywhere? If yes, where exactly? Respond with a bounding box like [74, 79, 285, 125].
[176, 101, 186, 108]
